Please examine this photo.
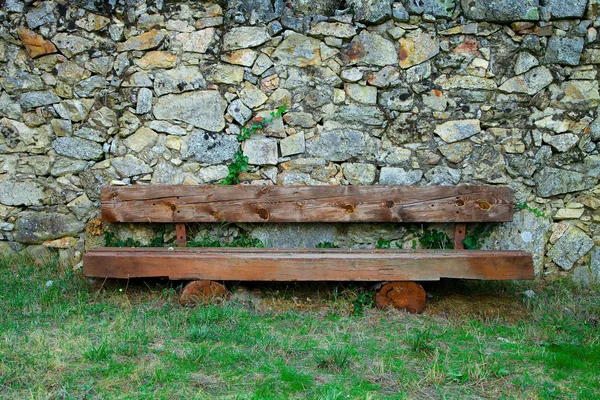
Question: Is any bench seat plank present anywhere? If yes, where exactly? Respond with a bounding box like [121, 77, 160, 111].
[83, 248, 534, 281]
[101, 185, 514, 223]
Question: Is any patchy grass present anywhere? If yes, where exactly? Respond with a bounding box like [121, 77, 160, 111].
[0, 253, 599, 399]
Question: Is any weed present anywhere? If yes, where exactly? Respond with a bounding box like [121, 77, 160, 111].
[407, 327, 444, 354]
[315, 346, 353, 372]
[516, 202, 547, 218]
[316, 242, 339, 248]
[412, 228, 453, 249]
[221, 104, 287, 185]
[462, 224, 494, 250]
[351, 291, 374, 316]
[375, 238, 392, 249]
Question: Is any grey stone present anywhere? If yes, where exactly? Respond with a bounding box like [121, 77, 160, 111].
[205, 64, 245, 84]
[243, 138, 278, 165]
[379, 167, 422, 185]
[136, 88, 153, 114]
[283, 112, 316, 128]
[306, 129, 370, 161]
[514, 52, 539, 75]
[123, 127, 158, 152]
[151, 160, 179, 184]
[251, 223, 337, 248]
[228, 0, 276, 21]
[19, 91, 60, 109]
[424, 166, 461, 185]
[379, 88, 413, 111]
[346, 0, 392, 23]
[154, 66, 206, 96]
[460, 0, 540, 22]
[308, 22, 356, 39]
[197, 165, 229, 183]
[392, 3, 410, 21]
[544, 0, 587, 19]
[405, 0, 456, 18]
[591, 247, 600, 283]
[288, 0, 341, 15]
[184, 130, 239, 165]
[542, 133, 579, 152]
[52, 33, 94, 58]
[73, 126, 107, 143]
[73, 75, 106, 98]
[272, 33, 322, 67]
[280, 133, 306, 157]
[26, 2, 56, 29]
[6, 0, 24, 12]
[52, 137, 104, 160]
[583, 155, 600, 177]
[434, 119, 481, 143]
[0, 72, 45, 94]
[0, 181, 46, 206]
[13, 212, 85, 244]
[111, 154, 153, 178]
[53, 99, 95, 122]
[345, 84, 377, 104]
[438, 141, 474, 163]
[499, 66, 553, 95]
[153, 91, 226, 132]
[334, 104, 386, 126]
[227, 99, 253, 125]
[341, 163, 377, 185]
[239, 82, 268, 109]
[341, 30, 398, 66]
[223, 27, 271, 51]
[51, 158, 88, 176]
[177, 28, 215, 53]
[0, 92, 22, 120]
[482, 210, 551, 274]
[145, 121, 187, 136]
[548, 226, 594, 270]
[0, 118, 53, 154]
[67, 193, 94, 220]
[544, 37, 584, 66]
[534, 167, 596, 197]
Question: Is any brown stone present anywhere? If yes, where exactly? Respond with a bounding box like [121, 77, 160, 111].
[117, 29, 166, 52]
[18, 28, 57, 58]
[135, 51, 178, 69]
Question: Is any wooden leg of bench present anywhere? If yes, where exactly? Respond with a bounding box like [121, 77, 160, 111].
[375, 281, 426, 314]
[179, 280, 229, 307]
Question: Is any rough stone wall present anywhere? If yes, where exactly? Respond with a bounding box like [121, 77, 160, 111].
[1, 0, 599, 283]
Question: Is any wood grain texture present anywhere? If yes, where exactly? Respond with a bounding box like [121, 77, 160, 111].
[100, 185, 514, 223]
[375, 282, 427, 314]
[83, 248, 534, 281]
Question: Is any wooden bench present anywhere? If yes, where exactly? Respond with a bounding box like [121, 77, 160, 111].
[83, 185, 534, 313]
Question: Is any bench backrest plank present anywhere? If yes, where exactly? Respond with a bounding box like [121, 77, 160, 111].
[101, 185, 514, 223]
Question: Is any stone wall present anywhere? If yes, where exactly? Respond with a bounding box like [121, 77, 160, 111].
[1, 0, 599, 283]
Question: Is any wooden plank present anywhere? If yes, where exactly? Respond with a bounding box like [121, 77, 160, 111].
[101, 185, 514, 223]
[454, 223, 467, 250]
[83, 248, 534, 281]
[175, 224, 187, 247]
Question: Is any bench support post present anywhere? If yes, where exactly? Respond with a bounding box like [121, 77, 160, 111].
[176, 223, 187, 247]
[454, 223, 466, 250]
[375, 281, 426, 313]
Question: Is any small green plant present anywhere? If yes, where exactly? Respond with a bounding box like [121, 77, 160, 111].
[104, 229, 165, 248]
[516, 202, 547, 218]
[221, 104, 287, 185]
[316, 242, 339, 248]
[376, 238, 392, 249]
[462, 224, 494, 250]
[412, 228, 453, 249]
[315, 346, 353, 372]
[352, 291, 374, 316]
[407, 327, 444, 355]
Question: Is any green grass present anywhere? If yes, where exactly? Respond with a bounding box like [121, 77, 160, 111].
[0, 253, 599, 399]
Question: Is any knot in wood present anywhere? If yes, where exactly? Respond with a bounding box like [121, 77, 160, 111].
[478, 200, 491, 210]
[385, 200, 394, 208]
[260, 187, 269, 194]
[211, 211, 221, 219]
[296, 202, 303, 209]
[455, 198, 465, 207]
[170, 204, 177, 211]
[344, 203, 355, 213]
[257, 207, 270, 220]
